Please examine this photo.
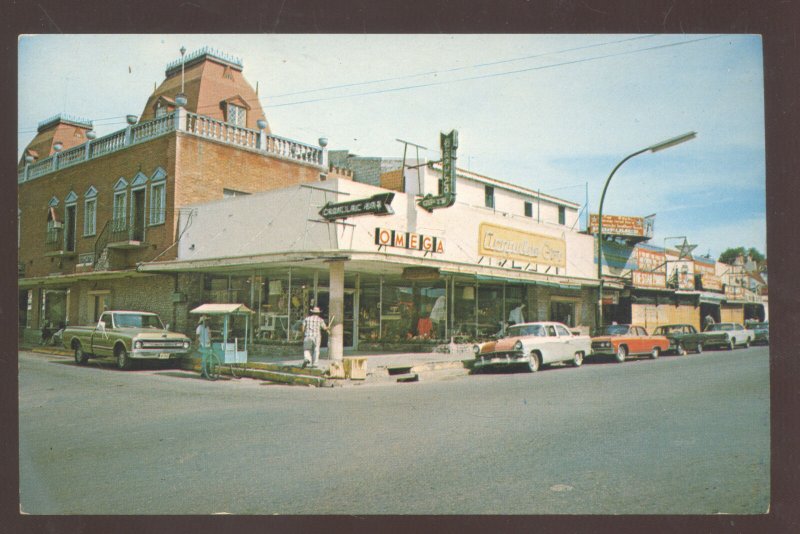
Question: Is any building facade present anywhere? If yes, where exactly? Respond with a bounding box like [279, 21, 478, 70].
[18, 48, 349, 343]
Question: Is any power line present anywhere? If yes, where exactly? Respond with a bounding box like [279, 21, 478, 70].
[263, 34, 660, 100]
[259, 35, 723, 110]
[18, 35, 723, 135]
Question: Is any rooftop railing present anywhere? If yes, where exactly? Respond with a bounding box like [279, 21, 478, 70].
[19, 109, 326, 184]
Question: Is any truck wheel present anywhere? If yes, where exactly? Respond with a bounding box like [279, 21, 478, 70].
[116, 346, 133, 370]
[572, 351, 584, 367]
[74, 344, 88, 365]
[615, 345, 627, 363]
[527, 352, 541, 372]
[650, 347, 661, 359]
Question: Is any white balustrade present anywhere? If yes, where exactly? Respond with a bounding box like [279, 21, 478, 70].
[19, 111, 323, 183]
[90, 130, 127, 158]
[58, 145, 87, 168]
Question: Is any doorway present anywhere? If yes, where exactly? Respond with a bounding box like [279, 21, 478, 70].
[315, 289, 355, 348]
[64, 204, 76, 252]
[131, 188, 145, 241]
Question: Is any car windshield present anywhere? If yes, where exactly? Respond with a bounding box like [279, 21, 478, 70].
[596, 325, 630, 336]
[706, 323, 733, 332]
[507, 324, 546, 337]
[654, 326, 683, 334]
[114, 314, 164, 329]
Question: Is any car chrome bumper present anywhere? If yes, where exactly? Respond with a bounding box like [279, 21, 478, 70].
[473, 351, 526, 368]
[131, 349, 190, 360]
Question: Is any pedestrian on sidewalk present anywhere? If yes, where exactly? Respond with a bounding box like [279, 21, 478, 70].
[301, 306, 329, 368]
[195, 315, 212, 376]
[508, 303, 526, 326]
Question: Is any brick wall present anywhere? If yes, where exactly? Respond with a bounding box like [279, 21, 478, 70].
[174, 133, 325, 207]
[18, 135, 177, 279]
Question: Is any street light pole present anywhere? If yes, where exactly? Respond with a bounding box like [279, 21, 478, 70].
[596, 131, 697, 330]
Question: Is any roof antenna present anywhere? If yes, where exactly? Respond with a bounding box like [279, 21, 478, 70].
[175, 46, 188, 107]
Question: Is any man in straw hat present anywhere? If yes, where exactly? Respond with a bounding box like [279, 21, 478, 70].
[195, 315, 212, 377]
[301, 306, 329, 369]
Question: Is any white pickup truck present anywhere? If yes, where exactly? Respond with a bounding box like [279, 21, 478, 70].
[473, 321, 592, 372]
[62, 311, 192, 369]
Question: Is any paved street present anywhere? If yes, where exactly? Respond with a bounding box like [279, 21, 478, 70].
[19, 346, 769, 515]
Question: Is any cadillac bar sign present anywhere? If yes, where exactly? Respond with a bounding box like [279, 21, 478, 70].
[478, 223, 566, 268]
[319, 193, 395, 220]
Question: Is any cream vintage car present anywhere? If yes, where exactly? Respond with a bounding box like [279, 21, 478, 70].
[62, 311, 191, 370]
[473, 321, 592, 372]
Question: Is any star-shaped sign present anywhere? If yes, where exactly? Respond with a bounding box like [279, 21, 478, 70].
[676, 238, 698, 260]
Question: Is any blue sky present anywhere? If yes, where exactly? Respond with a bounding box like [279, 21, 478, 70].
[18, 34, 766, 259]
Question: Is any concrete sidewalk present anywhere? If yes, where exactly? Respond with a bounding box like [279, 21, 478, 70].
[22, 343, 475, 386]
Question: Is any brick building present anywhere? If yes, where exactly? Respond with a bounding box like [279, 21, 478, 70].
[18, 47, 348, 343]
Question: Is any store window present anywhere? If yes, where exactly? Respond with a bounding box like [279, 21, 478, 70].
[550, 300, 576, 327]
[485, 185, 495, 209]
[358, 278, 381, 344]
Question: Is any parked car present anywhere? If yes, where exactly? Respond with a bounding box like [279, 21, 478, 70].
[472, 321, 591, 372]
[652, 324, 706, 355]
[62, 311, 192, 369]
[745, 321, 769, 345]
[590, 324, 670, 363]
[702, 322, 754, 350]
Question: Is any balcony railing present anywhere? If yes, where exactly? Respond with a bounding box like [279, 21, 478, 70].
[19, 109, 326, 183]
[44, 227, 63, 253]
[109, 218, 139, 243]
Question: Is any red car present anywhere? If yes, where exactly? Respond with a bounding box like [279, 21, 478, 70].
[590, 324, 670, 363]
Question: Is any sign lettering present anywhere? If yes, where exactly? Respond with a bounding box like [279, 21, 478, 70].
[319, 193, 395, 220]
[375, 228, 445, 254]
[477, 223, 566, 268]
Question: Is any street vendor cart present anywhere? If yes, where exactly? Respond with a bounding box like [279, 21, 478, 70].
[190, 303, 253, 379]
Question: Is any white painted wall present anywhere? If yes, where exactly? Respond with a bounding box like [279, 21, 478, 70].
[178, 178, 597, 279]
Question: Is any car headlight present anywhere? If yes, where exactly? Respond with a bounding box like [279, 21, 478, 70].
[183, 340, 190, 349]
[472, 344, 481, 355]
[134, 340, 143, 349]
[514, 340, 523, 351]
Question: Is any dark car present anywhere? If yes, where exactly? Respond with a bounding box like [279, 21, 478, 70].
[652, 324, 705, 355]
[745, 321, 769, 345]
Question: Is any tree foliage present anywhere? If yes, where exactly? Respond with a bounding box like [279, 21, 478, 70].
[718, 247, 765, 265]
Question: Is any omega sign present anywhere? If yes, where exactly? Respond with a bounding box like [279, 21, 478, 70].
[478, 223, 566, 268]
[375, 228, 445, 254]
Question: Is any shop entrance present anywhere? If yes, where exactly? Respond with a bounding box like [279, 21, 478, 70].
[700, 303, 720, 330]
[315, 289, 354, 348]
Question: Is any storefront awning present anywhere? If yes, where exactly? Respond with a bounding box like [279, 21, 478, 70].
[698, 292, 725, 304]
[190, 303, 254, 315]
[473, 274, 583, 289]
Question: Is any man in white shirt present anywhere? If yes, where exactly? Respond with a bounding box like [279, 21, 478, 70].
[301, 307, 329, 368]
[508, 303, 526, 326]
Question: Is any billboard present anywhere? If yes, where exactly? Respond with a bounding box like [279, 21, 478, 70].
[589, 213, 653, 237]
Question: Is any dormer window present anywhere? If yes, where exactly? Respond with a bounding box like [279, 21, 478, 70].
[155, 102, 168, 118]
[227, 103, 246, 127]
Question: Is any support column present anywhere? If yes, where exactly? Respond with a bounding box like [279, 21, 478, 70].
[328, 260, 345, 361]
